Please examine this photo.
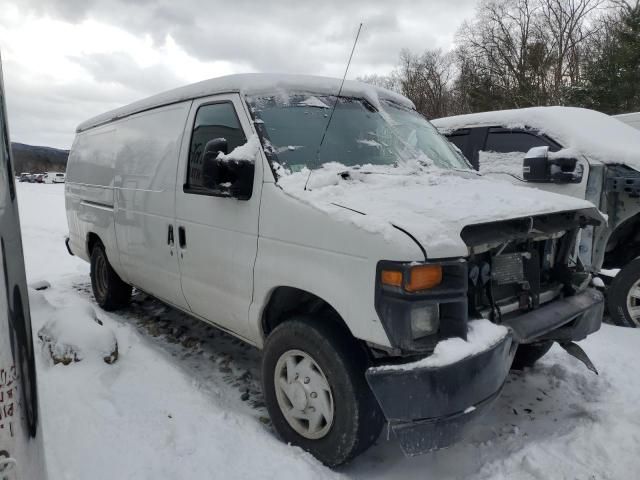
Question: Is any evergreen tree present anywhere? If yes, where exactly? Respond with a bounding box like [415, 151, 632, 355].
[574, 2, 640, 113]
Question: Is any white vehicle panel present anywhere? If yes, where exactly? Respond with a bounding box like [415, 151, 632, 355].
[251, 182, 424, 347]
[113, 102, 191, 308]
[65, 126, 120, 270]
[174, 93, 262, 339]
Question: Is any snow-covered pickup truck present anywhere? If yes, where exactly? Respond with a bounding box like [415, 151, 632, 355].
[65, 75, 604, 466]
[0, 56, 48, 478]
[615, 112, 640, 130]
[434, 107, 640, 328]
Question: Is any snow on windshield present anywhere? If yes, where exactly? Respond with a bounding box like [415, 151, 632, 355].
[248, 93, 469, 174]
[297, 96, 330, 109]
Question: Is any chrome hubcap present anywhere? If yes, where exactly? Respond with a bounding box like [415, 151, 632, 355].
[627, 278, 640, 326]
[274, 349, 334, 440]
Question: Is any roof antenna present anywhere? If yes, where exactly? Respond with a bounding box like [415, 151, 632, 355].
[304, 22, 363, 191]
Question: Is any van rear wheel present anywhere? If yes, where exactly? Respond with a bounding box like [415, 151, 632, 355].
[262, 316, 384, 467]
[90, 242, 131, 311]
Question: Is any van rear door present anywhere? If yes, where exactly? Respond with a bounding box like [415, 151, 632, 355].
[174, 94, 262, 339]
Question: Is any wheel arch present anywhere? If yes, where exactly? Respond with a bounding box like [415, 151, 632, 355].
[260, 286, 354, 341]
[86, 231, 102, 257]
[603, 212, 640, 269]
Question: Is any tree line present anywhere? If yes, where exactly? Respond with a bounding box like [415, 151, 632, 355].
[361, 0, 640, 118]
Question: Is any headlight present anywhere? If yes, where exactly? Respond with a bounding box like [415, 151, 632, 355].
[410, 304, 440, 339]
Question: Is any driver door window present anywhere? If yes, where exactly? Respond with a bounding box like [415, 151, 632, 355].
[187, 102, 246, 194]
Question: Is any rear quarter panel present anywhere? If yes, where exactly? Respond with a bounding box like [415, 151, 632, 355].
[65, 125, 121, 272]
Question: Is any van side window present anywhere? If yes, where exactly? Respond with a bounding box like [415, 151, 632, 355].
[187, 102, 247, 192]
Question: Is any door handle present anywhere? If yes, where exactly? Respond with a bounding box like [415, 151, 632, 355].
[168, 225, 174, 246]
[178, 226, 186, 248]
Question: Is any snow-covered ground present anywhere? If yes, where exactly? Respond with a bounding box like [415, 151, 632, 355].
[17, 182, 640, 479]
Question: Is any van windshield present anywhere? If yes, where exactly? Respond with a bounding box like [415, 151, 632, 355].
[247, 93, 470, 174]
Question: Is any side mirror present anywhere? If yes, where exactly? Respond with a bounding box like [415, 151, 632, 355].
[204, 137, 228, 157]
[523, 146, 583, 184]
[202, 139, 254, 200]
[227, 159, 255, 200]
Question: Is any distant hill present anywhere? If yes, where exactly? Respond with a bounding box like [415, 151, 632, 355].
[11, 142, 69, 174]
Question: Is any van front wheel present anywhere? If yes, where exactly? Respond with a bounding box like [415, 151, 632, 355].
[90, 243, 131, 311]
[262, 316, 384, 467]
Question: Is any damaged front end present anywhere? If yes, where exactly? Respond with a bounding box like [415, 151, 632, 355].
[366, 208, 604, 457]
[463, 208, 604, 344]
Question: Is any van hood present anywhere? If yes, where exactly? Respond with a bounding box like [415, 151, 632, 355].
[278, 164, 602, 258]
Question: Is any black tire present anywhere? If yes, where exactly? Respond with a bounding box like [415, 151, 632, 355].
[511, 341, 553, 370]
[607, 258, 640, 328]
[90, 242, 132, 311]
[262, 316, 384, 467]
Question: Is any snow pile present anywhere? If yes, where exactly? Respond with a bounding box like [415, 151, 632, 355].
[433, 107, 640, 171]
[35, 292, 118, 365]
[277, 162, 598, 257]
[371, 320, 508, 373]
[218, 134, 261, 163]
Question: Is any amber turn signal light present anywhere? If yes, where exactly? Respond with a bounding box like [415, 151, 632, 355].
[381, 264, 443, 292]
[380, 269, 403, 288]
[405, 264, 442, 292]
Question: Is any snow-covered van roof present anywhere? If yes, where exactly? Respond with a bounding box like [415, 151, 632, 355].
[433, 106, 640, 172]
[76, 73, 415, 133]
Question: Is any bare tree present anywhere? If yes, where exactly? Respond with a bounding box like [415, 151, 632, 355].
[359, 0, 629, 115]
[395, 48, 457, 118]
[455, 0, 604, 109]
[539, 0, 605, 102]
[457, 0, 543, 107]
[357, 73, 400, 92]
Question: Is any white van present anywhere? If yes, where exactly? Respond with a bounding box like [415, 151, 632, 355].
[42, 172, 65, 184]
[65, 74, 605, 465]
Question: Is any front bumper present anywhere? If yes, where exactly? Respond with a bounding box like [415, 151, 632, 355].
[365, 288, 604, 456]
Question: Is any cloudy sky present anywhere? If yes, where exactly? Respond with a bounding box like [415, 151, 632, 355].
[0, 0, 478, 149]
